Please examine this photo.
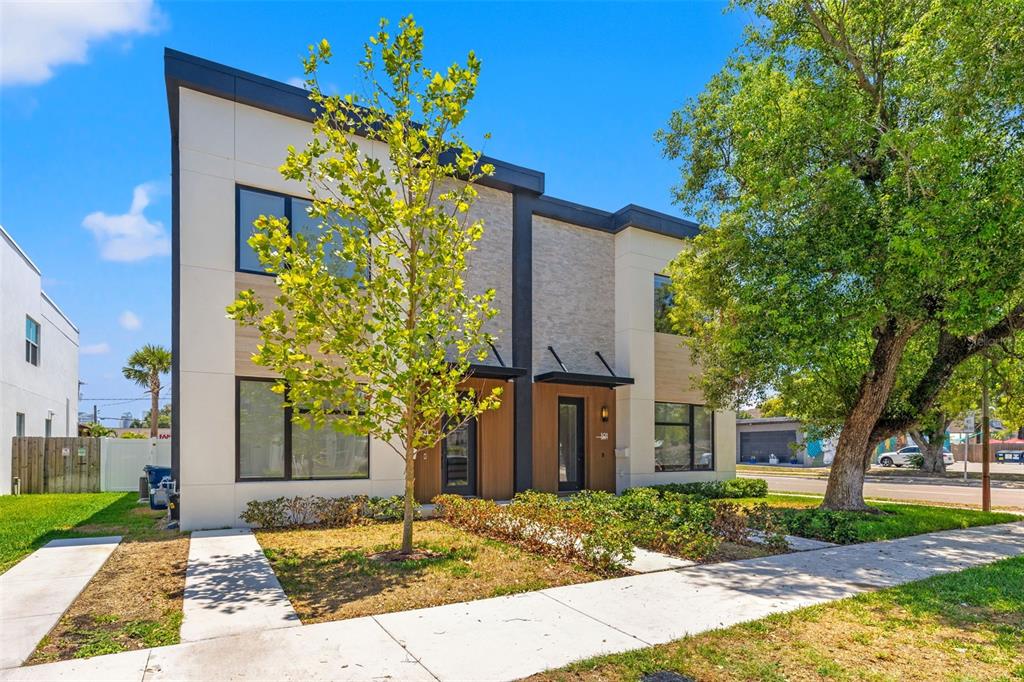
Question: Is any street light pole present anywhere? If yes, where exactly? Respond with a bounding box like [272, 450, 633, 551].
[982, 359, 992, 512]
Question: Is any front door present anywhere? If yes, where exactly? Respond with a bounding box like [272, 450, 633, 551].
[558, 397, 585, 491]
[442, 418, 477, 495]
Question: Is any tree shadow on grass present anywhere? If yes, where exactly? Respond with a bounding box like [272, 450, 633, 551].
[264, 541, 478, 620]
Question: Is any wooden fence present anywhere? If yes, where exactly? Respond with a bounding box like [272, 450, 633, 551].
[11, 437, 101, 493]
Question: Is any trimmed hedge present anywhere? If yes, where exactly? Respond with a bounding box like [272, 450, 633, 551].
[239, 494, 410, 529]
[433, 491, 634, 573]
[644, 478, 768, 500]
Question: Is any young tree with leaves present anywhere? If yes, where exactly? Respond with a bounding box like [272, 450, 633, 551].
[123, 344, 172, 438]
[228, 16, 501, 553]
[660, 0, 1024, 509]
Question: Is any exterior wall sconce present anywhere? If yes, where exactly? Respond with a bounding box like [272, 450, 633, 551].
[601, 405, 609, 422]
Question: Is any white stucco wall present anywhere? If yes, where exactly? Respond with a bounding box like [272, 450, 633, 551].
[176, 88, 416, 529]
[612, 226, 735, 490]
[0, 226, 79, 493]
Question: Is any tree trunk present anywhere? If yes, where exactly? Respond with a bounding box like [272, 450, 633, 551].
[149, 376, 160, 438]
[401, 444, 416, 554]
[912, 419, 948, 473]
[822, 320, 917, 511]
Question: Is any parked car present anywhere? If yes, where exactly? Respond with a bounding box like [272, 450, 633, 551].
[878, 445, 954, 468]
[995, 450, 1022, 463]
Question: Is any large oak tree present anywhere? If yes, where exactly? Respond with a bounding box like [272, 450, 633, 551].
[659, 0, 1024, 509]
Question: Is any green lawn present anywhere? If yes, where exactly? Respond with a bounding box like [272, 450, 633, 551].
[738, 493, 1020, 544]
[0, 492, 162, 573]
[536, 556, 1024, 681]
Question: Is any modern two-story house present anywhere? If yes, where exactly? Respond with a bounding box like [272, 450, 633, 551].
[165, 49, 736, 530]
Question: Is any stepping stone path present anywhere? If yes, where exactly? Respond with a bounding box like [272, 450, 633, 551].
[0, 536, 121, 669]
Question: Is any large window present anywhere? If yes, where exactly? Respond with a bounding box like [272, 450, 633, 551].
[654, 402, 714, 471]
[237, 379, 369, 480]
[25, 316, 40, 365]
[236, 186, 360, 277]
[654, 274, 674, 334]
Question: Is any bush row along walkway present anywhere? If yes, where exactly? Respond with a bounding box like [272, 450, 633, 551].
[3, 522, 1022, 682]
[0, 537, 121, 669]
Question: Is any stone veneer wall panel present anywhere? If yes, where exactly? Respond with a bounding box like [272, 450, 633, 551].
[532, 216, 615, 375]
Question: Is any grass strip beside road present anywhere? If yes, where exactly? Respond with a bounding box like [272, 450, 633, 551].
[534, 555, 1024, 682]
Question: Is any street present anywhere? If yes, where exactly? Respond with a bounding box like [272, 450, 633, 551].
[745, 474, 1024, 511]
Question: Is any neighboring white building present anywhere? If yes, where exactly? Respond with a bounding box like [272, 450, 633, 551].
[0, 225, 80, 493]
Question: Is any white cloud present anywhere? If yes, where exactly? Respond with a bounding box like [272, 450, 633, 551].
[286, 76, 307, 89]
[119, 310, 141, 330]
[1, 1, 163, 87]
[81, 342, 111, 356]
[82, 183, 170, 262]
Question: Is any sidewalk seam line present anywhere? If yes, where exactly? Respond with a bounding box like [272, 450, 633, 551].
[371, 615, 442, 682]
[139, 648, 153, 682]
[538, 590, 655, 647]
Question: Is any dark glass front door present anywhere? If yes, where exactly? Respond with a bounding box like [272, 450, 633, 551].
[442, 418, 477, 495]
[558, 397, 585, 491]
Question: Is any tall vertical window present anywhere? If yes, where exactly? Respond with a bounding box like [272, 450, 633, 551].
[236, 186, 360, 277]
[45, 418, 52, 438]
[654, 402, 715, 471]
[654, 274, 674, 334]
[25, 316, 40, 365]
[15, 413, 25, 437]
[236, 379, 369, 480]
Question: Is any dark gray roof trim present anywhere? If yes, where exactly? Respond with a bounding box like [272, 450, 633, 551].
[164, 48, 697, 240]
[467, 364, 528, 380]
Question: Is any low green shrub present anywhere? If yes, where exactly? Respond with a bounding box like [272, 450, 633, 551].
[433, 492, 634, 573]
[774, 508, 859, 544]
[643, 478, 768, 500]
[239, 494, 411, 529]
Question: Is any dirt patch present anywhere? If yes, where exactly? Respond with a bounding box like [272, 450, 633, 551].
[257, 520, 603, 623]
[30, 535, 188, 663]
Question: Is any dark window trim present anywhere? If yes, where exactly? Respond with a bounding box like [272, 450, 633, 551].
[654, 273, 676, 336]
[25, 315, 40, 366]
[654, 402, 716, 472]
[236, 184, 294, 276]
[441, 414, 478, 496]
[235, 376, 370, 483]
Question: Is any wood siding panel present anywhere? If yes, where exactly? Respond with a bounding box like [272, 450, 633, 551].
[654, 333, 704, 404]
[415, 378, 514, 503]
[532, 383, 616, 493]
[234, 272, 280, 378]
[10, 438, 101, 494]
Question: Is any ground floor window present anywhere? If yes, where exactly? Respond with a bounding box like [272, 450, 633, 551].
[654, 402, 714, 471]
[237, 378, 369, 481]
[15, 412, 25, 437]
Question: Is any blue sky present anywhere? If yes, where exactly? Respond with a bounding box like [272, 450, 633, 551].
[0, 1, 745, 423]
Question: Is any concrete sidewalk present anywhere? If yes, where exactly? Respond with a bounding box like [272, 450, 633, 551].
[180, 529, 299, 642]
[3, 522, 1022, 681]
[0, 537, 121, 669]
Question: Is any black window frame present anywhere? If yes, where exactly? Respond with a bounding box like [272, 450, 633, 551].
[441, 415, 478, 496]
[25, 315, 40, 366]
[653, 274, 675, 335]
[654, 402, 716, 472]
[235, 184, 364, 279]
[235, 377, 371, 482]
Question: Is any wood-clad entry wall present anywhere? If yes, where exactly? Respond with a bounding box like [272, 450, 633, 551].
[415, 378, 515, 503]
[532, 383, 616, 494]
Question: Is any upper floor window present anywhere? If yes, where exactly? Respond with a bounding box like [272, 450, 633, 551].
[654, 274, 674, 334]
[236, 185, 360, 278]
[25, 316, 40, 365]
[654, 402, 714, 472]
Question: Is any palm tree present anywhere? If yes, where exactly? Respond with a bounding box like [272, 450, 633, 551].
[123, 344, 172, 437]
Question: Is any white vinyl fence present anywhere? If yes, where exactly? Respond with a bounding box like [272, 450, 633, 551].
[100, 438, 171, 492]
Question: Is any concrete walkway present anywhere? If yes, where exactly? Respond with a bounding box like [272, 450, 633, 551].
[4, 522, 1022, 681]
[0, 537, 121, 669]
[180, 529, 299, 642]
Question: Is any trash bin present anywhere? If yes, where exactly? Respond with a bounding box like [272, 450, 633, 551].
[144, 465, 173, 510]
